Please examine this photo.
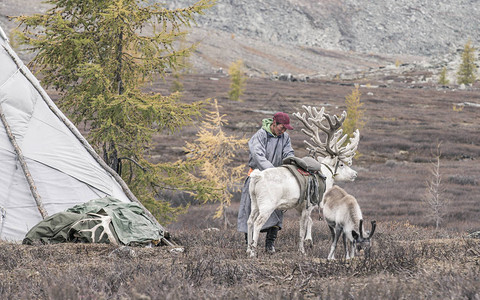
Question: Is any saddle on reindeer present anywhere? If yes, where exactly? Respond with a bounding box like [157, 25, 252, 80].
[281, 156, 326, 208]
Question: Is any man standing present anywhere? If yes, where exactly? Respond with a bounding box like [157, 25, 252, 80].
[237, 112, 295, 253]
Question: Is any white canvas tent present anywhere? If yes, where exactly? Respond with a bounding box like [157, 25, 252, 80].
[0, 25, 159, 241]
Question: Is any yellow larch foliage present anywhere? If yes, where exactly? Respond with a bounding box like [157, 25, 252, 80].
[184, 99, 248, 225]
[343, 85, 365, 140]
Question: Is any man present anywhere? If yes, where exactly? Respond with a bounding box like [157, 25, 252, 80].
[237, 112, 295, 254]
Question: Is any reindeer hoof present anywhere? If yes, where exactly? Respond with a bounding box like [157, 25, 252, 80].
[305, 238, 314, 249]
[246, 248, 256, 258]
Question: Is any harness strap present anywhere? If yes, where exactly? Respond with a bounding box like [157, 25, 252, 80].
[322, 163, 335, 178]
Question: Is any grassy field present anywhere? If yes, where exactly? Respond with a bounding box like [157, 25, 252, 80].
[1, 217, 479, 299]
[1, 73, 480, 299]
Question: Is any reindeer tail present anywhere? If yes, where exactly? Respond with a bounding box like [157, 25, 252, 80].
[248, 169, 263, 203]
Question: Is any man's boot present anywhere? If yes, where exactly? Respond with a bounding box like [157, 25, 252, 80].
[265, 226, 279, 254]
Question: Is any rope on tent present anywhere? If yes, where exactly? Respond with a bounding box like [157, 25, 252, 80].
[0, 104, 48, 219]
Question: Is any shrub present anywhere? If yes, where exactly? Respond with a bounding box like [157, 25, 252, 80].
[438, 66, 449, 85]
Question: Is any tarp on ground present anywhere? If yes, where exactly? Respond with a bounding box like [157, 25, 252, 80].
[23, 197, 164, 246]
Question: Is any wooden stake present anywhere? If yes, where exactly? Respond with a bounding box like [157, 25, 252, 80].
[0, 104, 48, 219]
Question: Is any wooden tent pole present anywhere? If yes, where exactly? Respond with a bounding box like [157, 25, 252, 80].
[0, 104, 48, 219]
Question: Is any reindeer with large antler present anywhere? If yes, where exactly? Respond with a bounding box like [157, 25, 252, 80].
[246, 105, 360, 257]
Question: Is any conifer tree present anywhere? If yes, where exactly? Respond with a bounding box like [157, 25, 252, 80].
[438, 67, 449, 86]
[14, 0, 217, 223]
[457, 40, 477, 85]
[343, 85, 365, 148]
[184, 100, 247, 228]
[228, 59, 247, 101]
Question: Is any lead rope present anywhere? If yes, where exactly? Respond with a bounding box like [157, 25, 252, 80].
[321, 163, 335, 178]
[321, 160, 340, 179]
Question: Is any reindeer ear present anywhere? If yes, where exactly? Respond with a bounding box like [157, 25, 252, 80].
[352, 230, 359, 240]
[369, 220, 377, 238]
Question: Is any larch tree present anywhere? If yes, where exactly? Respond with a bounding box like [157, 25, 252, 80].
[457, 40, 477, 85]
[184, 99, 247, 229]
[13, 0, 217, 223]
[438, 66, 449, 86]
[228, 59, 246, 101]
[342, 84, 365, 153]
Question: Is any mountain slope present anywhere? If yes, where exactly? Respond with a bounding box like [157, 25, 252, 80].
[1, 0, 478, 77]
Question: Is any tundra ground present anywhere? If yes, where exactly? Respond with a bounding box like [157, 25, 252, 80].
[1, 73, 479, 299]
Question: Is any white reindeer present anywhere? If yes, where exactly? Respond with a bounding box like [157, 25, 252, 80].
[246, 106, 360, 257]
[322, 185, 376, 260]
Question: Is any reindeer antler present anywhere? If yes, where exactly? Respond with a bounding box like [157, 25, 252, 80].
[72, 213, 119, 245]
[293, 105, 360, 165]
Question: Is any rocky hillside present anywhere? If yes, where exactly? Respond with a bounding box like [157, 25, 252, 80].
[1, 0, 479, 79]
[171, 0, 478, 56]
[167, 0, 479, 78]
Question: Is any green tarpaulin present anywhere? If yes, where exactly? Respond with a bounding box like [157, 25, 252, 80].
[23, 197, 164, 246]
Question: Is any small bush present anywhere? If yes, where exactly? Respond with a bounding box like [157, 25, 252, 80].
[438, 66, 449, 85]
[447, 175, 478, 186]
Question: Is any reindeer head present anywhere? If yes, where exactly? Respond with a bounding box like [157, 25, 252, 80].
[321, 156, 357, 182]
[293, 105, 360, 181]
[352, 219, 376, 257]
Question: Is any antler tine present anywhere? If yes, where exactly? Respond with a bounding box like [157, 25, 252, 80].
[294, 106, 352, 158]
[294, 106, 331, 157]
[295, 117, 325, 155]
[337, 129, 360, 165]
[313, 110, 346, 157]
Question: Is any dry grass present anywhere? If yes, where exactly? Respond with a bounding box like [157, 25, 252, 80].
[1, 216, 479, 299]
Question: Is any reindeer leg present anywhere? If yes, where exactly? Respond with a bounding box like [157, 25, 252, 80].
[251, 209, 274, 257]
[299, 206, 313, 254]
[304, 205, 316, 248]
[246, 208, 259, 257]
[343, 234, 350, 259]
[350, 240, 356, 259]
[298, 211, 307, 255]
[328, 225, 341, 260]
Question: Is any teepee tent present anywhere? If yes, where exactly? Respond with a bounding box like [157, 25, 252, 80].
[0, 25, 161, 242]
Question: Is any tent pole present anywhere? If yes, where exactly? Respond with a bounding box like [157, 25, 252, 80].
[0, 104, 48, 219]
[2, 44, 161, 229]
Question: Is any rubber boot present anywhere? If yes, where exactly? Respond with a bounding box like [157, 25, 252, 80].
[244, 233, 248, 245]
[265, 226, 279, 254]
